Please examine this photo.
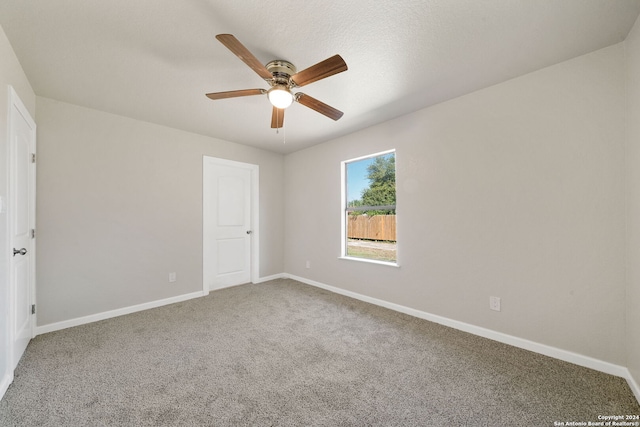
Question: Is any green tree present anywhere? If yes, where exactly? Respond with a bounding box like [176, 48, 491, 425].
[361, 154, 395, 215]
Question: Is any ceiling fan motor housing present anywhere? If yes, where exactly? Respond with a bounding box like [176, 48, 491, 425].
[266, 60, 297, 86]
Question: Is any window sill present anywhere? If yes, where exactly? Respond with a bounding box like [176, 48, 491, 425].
[338, 256, 400, 268]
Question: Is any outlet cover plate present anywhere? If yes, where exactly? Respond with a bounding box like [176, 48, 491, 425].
[490, 296, 501, 312]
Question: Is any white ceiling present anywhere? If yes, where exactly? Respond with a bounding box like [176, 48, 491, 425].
[1, 1, 639, 154]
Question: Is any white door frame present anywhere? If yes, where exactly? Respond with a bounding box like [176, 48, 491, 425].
[202, 156, 259, 295]
[7, 85, 36, 369]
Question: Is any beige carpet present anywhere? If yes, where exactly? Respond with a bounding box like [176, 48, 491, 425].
[1, 278, 638, 426]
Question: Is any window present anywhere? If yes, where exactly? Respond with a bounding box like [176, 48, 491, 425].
[341, 150, 397, 265]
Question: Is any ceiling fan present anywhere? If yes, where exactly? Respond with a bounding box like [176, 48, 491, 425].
[206, 34, 348, 129]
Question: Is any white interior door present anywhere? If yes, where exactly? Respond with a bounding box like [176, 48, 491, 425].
[8, 87, 36, 370]
[203, 157, 258, 292]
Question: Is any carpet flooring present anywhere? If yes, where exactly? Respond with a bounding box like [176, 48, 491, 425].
[1, 278, 638, 426]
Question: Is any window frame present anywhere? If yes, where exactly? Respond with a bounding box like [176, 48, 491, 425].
[340, 149, 398, 267]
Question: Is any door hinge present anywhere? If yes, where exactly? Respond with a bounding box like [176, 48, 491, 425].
[31, 304, 36, 315]
[31, 153, 36, 163]
[31, 228, 36, 239]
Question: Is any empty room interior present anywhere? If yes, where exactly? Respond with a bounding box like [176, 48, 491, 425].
[1, 0, 640, 425]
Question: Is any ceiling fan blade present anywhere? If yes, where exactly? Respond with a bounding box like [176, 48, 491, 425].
[215, 34, 273, 81]
[295, 93, 344, 121]
[290, 55, 348, 87]
[206, 89, 266, 100]
[271, 107, 285, 129]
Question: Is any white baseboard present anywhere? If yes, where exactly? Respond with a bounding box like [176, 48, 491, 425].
[254, 273, 286, 284]
[35, 291, 205, 336]
[35, 275, 288, 336]
[285, 274, 632, 382]
[0, 371, 13, 402]
[626, 369, 640, 405]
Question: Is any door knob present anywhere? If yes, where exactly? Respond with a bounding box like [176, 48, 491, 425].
[13, 248, 27, 256]
[246, 230, 252, 234]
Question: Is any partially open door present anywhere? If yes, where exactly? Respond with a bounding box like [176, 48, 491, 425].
[8, 86, 36, 370]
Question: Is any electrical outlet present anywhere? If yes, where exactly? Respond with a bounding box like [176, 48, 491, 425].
[306, 260, 311, 269]
[490, 296, 501, 312]
[169, 272, 176, 283]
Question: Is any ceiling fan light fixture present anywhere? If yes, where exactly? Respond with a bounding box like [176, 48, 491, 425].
[267, 85, 293, 109]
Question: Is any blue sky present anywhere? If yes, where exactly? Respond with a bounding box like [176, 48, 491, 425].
[346, 157, 375, 202]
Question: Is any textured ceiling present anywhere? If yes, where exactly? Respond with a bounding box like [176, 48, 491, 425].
[1, 0, 639, 154]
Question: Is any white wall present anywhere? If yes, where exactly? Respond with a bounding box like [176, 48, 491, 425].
[284, 44, 627, 365]
[0, 25, 36, 398]
[35, 97, 284, 326]
[625, 15, 640, 396]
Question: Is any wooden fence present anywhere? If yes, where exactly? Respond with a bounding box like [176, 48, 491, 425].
[347, 215, 396, 241]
